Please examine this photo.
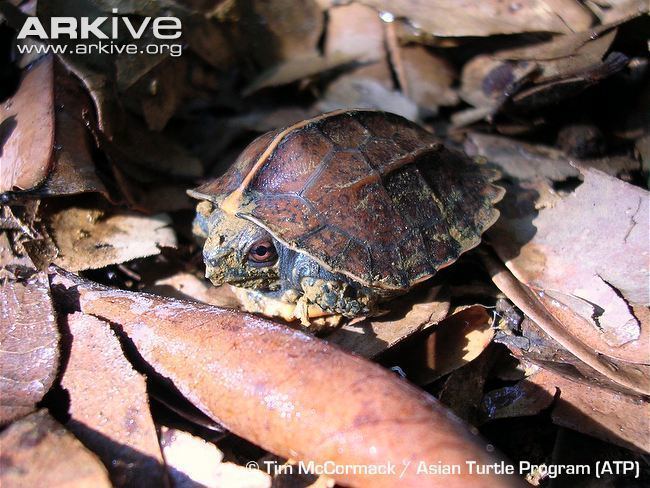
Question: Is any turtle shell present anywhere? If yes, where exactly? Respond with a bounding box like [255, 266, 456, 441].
[189, 110, 504, 291]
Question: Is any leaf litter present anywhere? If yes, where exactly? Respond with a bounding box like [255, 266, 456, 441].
[0, 0, 649, 485]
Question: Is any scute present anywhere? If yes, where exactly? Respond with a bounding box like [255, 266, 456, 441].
[191, 110, 503, 290]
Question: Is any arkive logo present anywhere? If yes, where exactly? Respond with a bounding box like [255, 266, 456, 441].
[17, 9, 182, 40]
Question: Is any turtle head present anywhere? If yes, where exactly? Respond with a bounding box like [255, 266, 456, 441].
[195, 202, 281, 291]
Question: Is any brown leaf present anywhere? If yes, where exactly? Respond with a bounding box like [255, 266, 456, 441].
[242, 52, 355, 96]
[482, 252, 650, 396]
[316, 76, 418, 120]
[388, 42, 458, 114]
[0, 55, 54, 193]
[490, 166, 649, 360]
[0, 269, 59, 425]
[465, 133, 640, 181]
[360, 0, 592, 37]
[49, 207, 177, 271]
[149, 273, 243, 309]
[61, 312, 166, 486]
[0, 409, 111, 487]
[327, 286, 450, 358]
[51, 269, 524, 488]
[325, 3, 386, 64]
[160, 427, 271, 488]
[528, 369, 650, 453]
[382, 306, 495, 385]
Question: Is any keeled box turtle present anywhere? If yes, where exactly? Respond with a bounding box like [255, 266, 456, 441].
[189, 110, 504, 327]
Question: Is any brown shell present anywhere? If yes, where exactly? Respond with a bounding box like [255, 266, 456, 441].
[189, 110, 504, 290]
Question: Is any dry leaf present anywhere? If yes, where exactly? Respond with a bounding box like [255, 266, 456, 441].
[465, 133, 640, 181]
[243, 53, 355, 96]
[160, 427, 272, 488]
[149, 272, 243, 309]
[0, 269, 59, 425]
[490, 166, 649, 358]
[49, 207, 177, 271]
[61, 312, 166, 486]
[316, 76, 418, 121]
[360, 0, 592, 37]
[51, 269, 523, 488]
[0, 409, 111, 487]
[0, 55, 54, 193]
[327, 286, 450, 358]
[325, 3, 385, 64]
[383, 306, 495, 385]
[482, 252, 650, 396]
[528, 369, 649, 453]
[389, 43, 458, 114]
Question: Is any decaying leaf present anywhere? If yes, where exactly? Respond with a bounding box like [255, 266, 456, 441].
[61, 312, 166, 486]
[51, 269, 523, 488]
[0, 409, 112, 487]
[327, 286, 450, 358]
[0, 55, 54, 193]
[0, 269, 59, 425]
[49, 206, 177, 271]
[160, 427, 272, 488]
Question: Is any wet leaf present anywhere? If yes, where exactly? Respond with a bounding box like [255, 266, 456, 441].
[0, 55, 54, 193]
[0, 269, 59, 425]
[49, 207, 177, 272]
[61, 312, 166, 486]
[51, 269, 522, 488]
[0, 409, 111, 487]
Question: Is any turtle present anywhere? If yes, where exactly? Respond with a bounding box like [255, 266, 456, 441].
[188, 110, 504, 327]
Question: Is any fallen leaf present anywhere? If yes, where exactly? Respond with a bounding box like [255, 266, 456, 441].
[482, 252, 650, 396]
[160, 427, 272, 488]
[243, 53, 355, 96]
[381, 306, 495, 385]
[325, 3, 385, 64]
[528, 369, 650, 453]
[482, 373, 557, 420]
[316, 76, 419, 121]
[388, 42, 458, 115]
[49, 206, 177, 272]
[0, 55, 54, 193]
[0, 409, 111, 487]
[327, 286, 450, 358]
[61, 312, 166, 486]
[360, 0, 592, 37]
[50, 269, 523, 488]
[149, 272, 243, 309]
[465, 133, 640, 181]
[0, 268, 59, 425]
[490, 166, 649, 358]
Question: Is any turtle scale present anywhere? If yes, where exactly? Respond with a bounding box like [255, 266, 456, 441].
[189, 110, 504, 291]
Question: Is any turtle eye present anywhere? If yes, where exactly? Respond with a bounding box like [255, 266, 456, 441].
[248, 240, 278, 266]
